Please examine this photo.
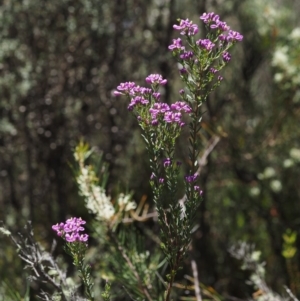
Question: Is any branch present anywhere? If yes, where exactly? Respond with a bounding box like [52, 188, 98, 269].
[196, 136, 220, 177]
[191, 260, 202, 301]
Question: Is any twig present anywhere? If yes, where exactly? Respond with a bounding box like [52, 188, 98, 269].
[284, 285, 299, 301]
[196, 136, 220, 177]
[8, 224, 69, 301]
[123, 211, 157, 223]
[191, 260, 202, 301]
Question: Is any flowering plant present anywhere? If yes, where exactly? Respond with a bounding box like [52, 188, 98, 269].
[52, 11, 243, 301]
[113, 12, 243, 301]
[52, 217, 94, 300]
[1, 12, 248, 301]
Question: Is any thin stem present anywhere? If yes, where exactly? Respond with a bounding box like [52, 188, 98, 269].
[77, 263, 94, 301]
[164, 251, 182, 301]
[165, 274, 175, 301]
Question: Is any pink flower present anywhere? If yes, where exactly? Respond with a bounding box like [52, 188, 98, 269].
[196, 39, 215, 51]
[145, 74, 167, 85]
[227, 30, 243, 42]
[168, 38, 185, 51]
[173, 19, 199, 36]
[52, 217, 89, 243]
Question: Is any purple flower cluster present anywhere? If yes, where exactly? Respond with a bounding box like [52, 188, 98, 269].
[145, 74, 167, 85]
[52, 217, 88, 243]
[170, 101, 192, 113]
[194, 185, 203, 196]
[114, 82, 136, 95]
[200, 12, 229, 31]
[211, 21, 230, 31]
[149, 101, 191, 127]
[180, 51, 194, 60]
[163, 158, 171, 167]
[168, 38, 185, 51]
[200, 12, 243, 42]
[210, 67, 218, 74]
[185, 173, 198, 183]
[128, 96, 149, 111]
[168, 12, 243, 64]
[164, 111, 182, 124]
[173, 19, 199, 36]
[222, 51, 231, 62]
[149, 102, 170, 125]
[114, 82, 152, 97]
[200, 12, 220, 24]
[196, 39, 215, 51]
[179, 67, 187, 74]
[114, 75, 192, 128]
[131, 85, 152, 96]
[149, 102, 170, 116]
[226, 30, 243, 42]
[153, 92, 161, 100]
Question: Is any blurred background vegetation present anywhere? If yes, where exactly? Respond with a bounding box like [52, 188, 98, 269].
[0, 0, 300, 299]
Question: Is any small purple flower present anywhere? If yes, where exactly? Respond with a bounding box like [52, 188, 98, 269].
[180, 51, 194, 60]
[127, 96, 149, 111]
[115, 82, 136, 94]
[218, 75, 223, 81]
[152, 102, 170, 113]
[194, 186, 203, 196]
[210, 67, 218, 74]
[159, 178, 165, 184]
[150, 172, 156, 180]
[79, 234, 89, 242]
[171, 101, 192, 113]
[222, 51, 231, 62]
[159, 103, 170, 113]
[173, 18, 199, 36]
[200, 12, 219, 24]
[149, 108, 160, 119]
[52, 222, 64, 236]
[168, 38, 185, 51]
[227, 30, 243, 42]
[185, 173, 198, 183]
[152, 92, 161, 101]
[218, 34, 226, 41]
[113, 91, 123, 96]
[52, 217, 88, 243]
[164, 111, 182, 124]
[131, 86, 152, 96]
[145, 74, 167, 85]
[196, 39, 215, 51]
[211, 21, 230, 31]
[65, 233, 88, 243]
[151, 119, 158, 126]
[179, 67, 187, 74]
[127, 102, 135, 111]
[179, 89, 185, 95]
[163, 158, 172, 167]
[149, 102, 170, 120]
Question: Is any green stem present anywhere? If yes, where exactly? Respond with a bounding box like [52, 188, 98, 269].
[164, 251, 182, 301]
[79, 265, 94, 301]
[73, 250, 94, 301]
